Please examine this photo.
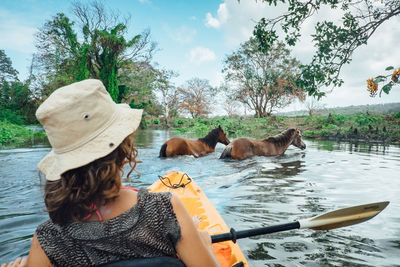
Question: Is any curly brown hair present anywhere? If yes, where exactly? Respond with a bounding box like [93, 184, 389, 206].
[44, 133, 138, 225]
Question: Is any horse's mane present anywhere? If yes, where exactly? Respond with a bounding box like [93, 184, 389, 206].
[199, 127, 221, 148]
[263, 128, 297, 147]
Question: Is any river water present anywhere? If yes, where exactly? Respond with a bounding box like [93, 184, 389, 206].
[1, 129, 399, 266]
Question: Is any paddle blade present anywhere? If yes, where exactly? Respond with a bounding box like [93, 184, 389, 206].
[299, 201, 389, 230]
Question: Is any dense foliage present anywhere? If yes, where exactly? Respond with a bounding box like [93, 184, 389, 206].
[0, 50, 38, 124]
[32, 1, 157, 106]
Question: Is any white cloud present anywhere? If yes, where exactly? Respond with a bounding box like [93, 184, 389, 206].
[165, 25, 197, 44]
[205, 3, 228, 28]
[0, 8, 37, 53]
[205, 12, 221, 28]
[204, 0, 273, 46]
[188, 47, 216, 64]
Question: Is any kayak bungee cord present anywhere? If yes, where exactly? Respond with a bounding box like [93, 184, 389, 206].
[158, 172, 192, 189]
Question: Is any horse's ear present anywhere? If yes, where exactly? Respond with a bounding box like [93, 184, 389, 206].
[218, 125, 222, 129]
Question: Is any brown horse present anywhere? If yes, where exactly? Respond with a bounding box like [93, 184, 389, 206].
[220, 127, 306, 160]
[159, 126, 230, 158]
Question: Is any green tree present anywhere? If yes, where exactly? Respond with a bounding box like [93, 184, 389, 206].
[253, 0, 400, 98]
[118, 61, 158, 109]
[0, 80, 37, 124]
[33, 1, 156, 102]
[0, 50, 38, 124]
[223, 38, 305, 117]
[0, 50, 18, 81]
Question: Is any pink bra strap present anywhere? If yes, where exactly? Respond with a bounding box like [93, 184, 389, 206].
[121, 185, 138, 191]
[82, 186, 137, 221]
[82, 203, 103, 221]
[94, 209, 103, 221]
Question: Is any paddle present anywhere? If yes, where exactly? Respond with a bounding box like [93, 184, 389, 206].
[211, 201, 389, 243]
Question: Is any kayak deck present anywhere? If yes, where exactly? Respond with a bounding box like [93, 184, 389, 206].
[149, 171, 248, 267]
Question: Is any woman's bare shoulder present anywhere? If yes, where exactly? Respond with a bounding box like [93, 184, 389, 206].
[100, 188, 138, 220]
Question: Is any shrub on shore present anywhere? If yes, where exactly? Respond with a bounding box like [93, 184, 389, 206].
[0, 120, 47, 149]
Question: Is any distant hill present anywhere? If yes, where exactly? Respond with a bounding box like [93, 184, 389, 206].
[277, 103, 400, 116]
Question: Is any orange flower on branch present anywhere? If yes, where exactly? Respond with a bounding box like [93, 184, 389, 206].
[392, 68, 400, 83]
[367, 78, 378, 97]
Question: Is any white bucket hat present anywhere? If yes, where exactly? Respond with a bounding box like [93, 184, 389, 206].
[36, 79, 143, 181]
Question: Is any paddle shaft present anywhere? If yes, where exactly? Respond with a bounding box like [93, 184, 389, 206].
[211, 221, 300, 243]
[211, 201, 389, 243]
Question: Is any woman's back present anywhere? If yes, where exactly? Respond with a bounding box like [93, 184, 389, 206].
[36, 189, 181, 267]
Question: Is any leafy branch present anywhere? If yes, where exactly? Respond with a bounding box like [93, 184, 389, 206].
[253, 0, 400, 98]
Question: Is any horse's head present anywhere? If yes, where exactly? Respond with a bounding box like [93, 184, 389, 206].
[291, 128, 306, 150]
[217, 125, 230, 145]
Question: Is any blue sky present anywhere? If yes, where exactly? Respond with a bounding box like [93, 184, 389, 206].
[1, 0, 399, 114]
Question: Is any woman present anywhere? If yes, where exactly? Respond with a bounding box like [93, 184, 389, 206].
[2, 80, 219, 267]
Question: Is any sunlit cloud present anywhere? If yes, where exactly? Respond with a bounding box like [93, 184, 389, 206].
[204, 0, 272, 46]
[205, 3, 228, 29]
[188, 47, 216, 64]
[205, 13, 221, 28]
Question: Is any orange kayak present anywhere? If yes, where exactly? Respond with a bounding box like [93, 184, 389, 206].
[149, 171, 248, 267]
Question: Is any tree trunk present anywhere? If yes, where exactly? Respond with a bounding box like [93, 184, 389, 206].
[163, 94, 170, 127]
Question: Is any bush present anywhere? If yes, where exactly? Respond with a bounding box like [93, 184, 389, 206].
[0, 120, 47, 148]
[332, 114, 348, 125]
[354, 113, 382, 126]
[0, 109, 25, 125]
[324, 124, 339, 130]
[304, 131, 316, 138]
[140, 118, 149, 129]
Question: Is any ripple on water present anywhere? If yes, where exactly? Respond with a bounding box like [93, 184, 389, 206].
[1, 131, 399, 266]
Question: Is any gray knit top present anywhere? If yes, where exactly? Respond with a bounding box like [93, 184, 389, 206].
[36, 189, 181, 267]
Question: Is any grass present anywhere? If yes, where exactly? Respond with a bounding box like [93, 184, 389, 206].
[0, 120, 48, 149]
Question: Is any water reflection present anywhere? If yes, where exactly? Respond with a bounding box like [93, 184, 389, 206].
[311, 139, 392, 155]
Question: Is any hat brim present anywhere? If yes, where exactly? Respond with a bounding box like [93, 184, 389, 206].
[38, 105, 143, 181]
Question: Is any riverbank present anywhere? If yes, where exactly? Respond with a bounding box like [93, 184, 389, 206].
[0, 120, 48, 149]
[145, 112, 400, 144]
